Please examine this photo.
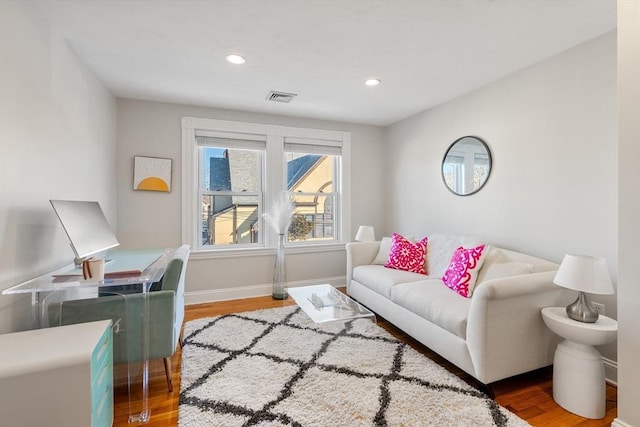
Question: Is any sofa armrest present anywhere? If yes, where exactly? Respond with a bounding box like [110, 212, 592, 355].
[346, 241, 381, 293]
[466, 270, 574, 384]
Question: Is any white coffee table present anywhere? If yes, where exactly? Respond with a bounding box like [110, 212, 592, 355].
[287, 284, 376, 324]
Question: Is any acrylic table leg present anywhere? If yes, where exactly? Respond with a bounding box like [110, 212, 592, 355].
[128, 282, 151, 423]
[34, 291, 42, 328]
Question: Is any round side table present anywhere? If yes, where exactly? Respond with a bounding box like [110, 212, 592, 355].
[541, 306, 617, 419]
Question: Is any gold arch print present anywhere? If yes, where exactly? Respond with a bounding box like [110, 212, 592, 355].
[133, 156, 172, 192]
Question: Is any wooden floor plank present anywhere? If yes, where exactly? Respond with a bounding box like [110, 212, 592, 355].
[112, 294, 617, 426]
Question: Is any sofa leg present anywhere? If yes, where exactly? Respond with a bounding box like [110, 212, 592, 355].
[164, 357, 173, 392]
[478, 382, 494, 399]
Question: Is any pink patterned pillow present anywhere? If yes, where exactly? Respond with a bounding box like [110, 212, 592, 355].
[385, 233, 428, 274]
[442, 245, 487, 297]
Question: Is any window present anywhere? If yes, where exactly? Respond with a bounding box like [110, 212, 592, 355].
[442, 155, 464, 192]
[182, 117, 351, 253]
[473, 152, 490, 189]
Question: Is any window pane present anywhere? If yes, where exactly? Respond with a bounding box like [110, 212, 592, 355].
[285, 152, 334, 193]
[201, 195, 259, 246]
[285, 151, 337, 242]
[202, 147, 260, 192]
[288, 193, 335, 241]
[199, 145, 262, 247]
[442, 163, 462, 193]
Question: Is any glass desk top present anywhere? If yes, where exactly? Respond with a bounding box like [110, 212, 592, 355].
[3, 248, 169, 297]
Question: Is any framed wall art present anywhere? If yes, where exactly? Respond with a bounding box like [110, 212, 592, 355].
[133, 155, 172, 192]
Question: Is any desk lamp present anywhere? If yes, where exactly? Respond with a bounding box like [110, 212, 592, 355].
[355, 225, 375, 242]
[553, 254, 614, 323]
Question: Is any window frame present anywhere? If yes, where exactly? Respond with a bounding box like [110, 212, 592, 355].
[182, 117, 351, 257]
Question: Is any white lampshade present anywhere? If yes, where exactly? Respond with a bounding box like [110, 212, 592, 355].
[354, 225, 375, 242]
[553, 254, 614, 295]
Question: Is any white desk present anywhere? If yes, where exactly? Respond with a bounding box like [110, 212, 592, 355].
[2, 248, 174, 424]
[541, 307, 617, 419]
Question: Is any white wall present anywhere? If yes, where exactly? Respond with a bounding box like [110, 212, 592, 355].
[615, 1, 640, 425]
[0, 2, 117, 333]
[386, 33, 618, 366]
[116, 99, 386, 301]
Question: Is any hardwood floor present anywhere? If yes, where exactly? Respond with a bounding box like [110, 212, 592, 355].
[113, 294, 617, 426]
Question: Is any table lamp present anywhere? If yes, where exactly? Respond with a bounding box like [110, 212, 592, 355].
[553, 254, 614, 323]
[355, 225, 375, 242]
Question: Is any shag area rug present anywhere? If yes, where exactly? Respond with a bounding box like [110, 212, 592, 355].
[179, 306, 529, 427]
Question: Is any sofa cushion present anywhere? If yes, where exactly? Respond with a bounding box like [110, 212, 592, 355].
[426, 234, 484, 278]
[353, 265, 427, 298]
[477, 261, 534, 283]
[442, 245, 488, 298]
[391, 280, 471, 339]
[385, 233, 428, 274]
[500, 248, 559, 273]
[476, 246, 536, 284]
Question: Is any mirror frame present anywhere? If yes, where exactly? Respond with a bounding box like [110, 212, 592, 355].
[441, 136, 492, 196]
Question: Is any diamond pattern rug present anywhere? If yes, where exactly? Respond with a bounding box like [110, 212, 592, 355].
[179, 305, 529, 427]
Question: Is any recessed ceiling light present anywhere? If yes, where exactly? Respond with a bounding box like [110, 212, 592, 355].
[225, 54, 246, 65]
[365, 78, 381, 86]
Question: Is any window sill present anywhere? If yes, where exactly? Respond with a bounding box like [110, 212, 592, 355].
[189, 242, 347, 260]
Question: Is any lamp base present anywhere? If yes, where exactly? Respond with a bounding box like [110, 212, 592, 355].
[566, 292, 599, 323]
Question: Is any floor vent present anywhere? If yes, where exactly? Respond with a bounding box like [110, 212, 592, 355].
[266, 91, 297, 103]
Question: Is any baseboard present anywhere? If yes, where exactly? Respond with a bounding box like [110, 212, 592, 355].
[603, 356, 618, 386]
[612, 419, 633, 427]
[184, 276, 346, 305]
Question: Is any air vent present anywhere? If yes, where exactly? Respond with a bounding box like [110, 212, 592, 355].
[266, 91, 297, 103]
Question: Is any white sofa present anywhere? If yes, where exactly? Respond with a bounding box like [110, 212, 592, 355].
[346, 234, 573, 387]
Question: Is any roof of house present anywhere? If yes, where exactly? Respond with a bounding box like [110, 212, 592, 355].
[287, 154, 322, 190]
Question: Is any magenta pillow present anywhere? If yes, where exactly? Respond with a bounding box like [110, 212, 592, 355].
[385, 233, 428, 274]
[442, 245, 487, 297]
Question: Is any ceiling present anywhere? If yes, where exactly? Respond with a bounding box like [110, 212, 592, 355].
[32, 0, 616, 126]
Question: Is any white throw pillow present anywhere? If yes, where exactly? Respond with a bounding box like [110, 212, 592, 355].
[477, 261, 534, 283]
[372, 237, 392, 265]
[482, 246, 511, 266]
[426, 233, 484, 277]
[372, 235, 415, 265]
